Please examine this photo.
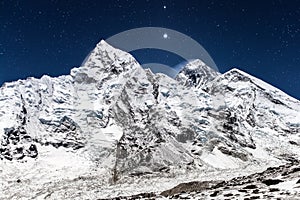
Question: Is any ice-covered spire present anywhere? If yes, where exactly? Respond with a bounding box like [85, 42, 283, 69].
[71, 40, 140, 82]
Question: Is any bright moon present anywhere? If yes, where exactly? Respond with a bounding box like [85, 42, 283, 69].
[163, 33, 168, 39]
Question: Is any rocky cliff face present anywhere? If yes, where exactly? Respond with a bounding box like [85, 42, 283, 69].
[0, 40, 299, 199]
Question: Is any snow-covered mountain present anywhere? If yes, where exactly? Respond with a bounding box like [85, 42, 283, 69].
[0, 40, 299, 199]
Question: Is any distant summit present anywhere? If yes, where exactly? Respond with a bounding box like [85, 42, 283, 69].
[175, 59, 220, 88]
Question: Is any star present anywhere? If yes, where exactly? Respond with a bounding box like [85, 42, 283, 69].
[163, 33, 168, 39]
[163, 5, 166, 9]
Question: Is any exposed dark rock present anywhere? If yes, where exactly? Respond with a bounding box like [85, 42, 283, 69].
[269, 188, 280, 192]
[210, 191, 219, 197]
[283, 167, 300, 176]
[38, 116, 85, 150]
[218, 146, 248, 161]
[243, 185, 257, 189]
[262, 179, 284, 186]
[0, 127, 38, 160]
[249, 196, 260, 199]
[152, 82, 159, 101]
[223, 193, 233, 197]
[252, 189, 259, 194]
[289, 141, 298, 145]
[264, 92, 285, 106]
[98, 192, 156, 200]
[246, 112, 255, 127]
[74, 73, 97, 84]
[27, 144, 38, 158]
[160, 181, 217, 197]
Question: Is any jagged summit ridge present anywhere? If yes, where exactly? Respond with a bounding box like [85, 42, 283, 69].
[72, 39, 140, 83]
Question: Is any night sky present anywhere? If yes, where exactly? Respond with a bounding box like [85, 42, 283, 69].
[0, 0, 299, 99]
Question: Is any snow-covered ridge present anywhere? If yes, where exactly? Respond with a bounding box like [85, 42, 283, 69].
[0, 40, 299, 199]
[222, 68, 299, 102]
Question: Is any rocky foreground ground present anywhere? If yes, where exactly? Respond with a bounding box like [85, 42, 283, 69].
[105, 157, 300, 199]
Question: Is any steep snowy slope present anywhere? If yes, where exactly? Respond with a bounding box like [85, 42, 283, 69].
[202, 68, 300, 158]
[0, 40, 299, 199]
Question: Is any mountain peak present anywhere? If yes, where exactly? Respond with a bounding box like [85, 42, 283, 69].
[175, 59, 220, 88]
[96, 39, 119, 52]
[71, 40, 140, 82]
